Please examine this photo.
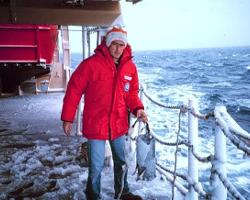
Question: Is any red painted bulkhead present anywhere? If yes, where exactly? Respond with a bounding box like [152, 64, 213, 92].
[0, 24, 58, 65]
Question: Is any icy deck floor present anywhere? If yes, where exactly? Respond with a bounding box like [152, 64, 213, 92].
[0, 93, 178, 200]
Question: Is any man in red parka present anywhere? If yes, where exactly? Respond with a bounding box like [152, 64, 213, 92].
[61, 27, 147, 200]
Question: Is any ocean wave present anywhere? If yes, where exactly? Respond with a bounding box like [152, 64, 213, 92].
[237, 99, 250, 109]
[208, 81, 232, 87]
[203, 62, 212, 66]
[208, 93, 226, 103]
[223, 62, 234, 67]
[242, 54, 250, 57]
[237, 106, 250, 116]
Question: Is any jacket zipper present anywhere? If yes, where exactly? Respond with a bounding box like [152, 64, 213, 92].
[108, 58, 131, 140]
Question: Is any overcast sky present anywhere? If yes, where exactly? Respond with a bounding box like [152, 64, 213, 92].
[69, 0, 250, 52]
[121, 0, 250, 51]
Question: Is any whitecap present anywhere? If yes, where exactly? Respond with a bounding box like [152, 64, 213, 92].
[209, 81, 232, 87]
[203, 62, 212, 66]
[246, 65, 250, 70]
[237, 99, 250, 108]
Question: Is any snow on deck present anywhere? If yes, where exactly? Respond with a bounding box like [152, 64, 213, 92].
[0, 93, 179, 200]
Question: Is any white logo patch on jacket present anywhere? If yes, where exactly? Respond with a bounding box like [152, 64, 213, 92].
[124, 75, 132, 81]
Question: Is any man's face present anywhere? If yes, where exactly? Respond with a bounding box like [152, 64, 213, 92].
[108, 40, 126, 61]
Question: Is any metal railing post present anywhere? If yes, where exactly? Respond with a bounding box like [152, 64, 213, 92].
[212, 105, 227, 200]
[188, 97, 199, 200]
[76, 26, 87, 136]
[61, 26, 71, 85]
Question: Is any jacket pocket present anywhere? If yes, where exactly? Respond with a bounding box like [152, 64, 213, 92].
[86, 74, 112, 103]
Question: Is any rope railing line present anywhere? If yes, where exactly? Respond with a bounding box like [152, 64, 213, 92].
[190, 109, 214, 120]
[136, 116, 190, 146]
[141, 87, 180, 109]
[223, 129, 250, 155]
[185, 177, 208, 198]
[189, 145, 214, 163]
[156, 163, 208, 198]
[128, 122, 191, 146]
[172, 111, 182, 200]
[215, 114, 250, 155]
[137, 88, 249, 199]
[231, 129, 250, 142]
[211, 165, 246, 200]
[140, 86, 213, 120]
[231, 130, 250, 146]
[150, 129, 190, 146]
[132, 117, 214, 165]
[221, 110, 250, 141]
[143, 123, 214, 163]
[156, 165, 188, 196]
[156, 162, 187, 180]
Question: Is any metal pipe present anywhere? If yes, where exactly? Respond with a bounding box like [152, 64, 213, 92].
[76, 26, 87, 136]
[87, 28, 91, 57]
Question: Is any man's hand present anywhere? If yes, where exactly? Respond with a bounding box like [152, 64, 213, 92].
[136, 109, 148, 123]
[63, 121, 73, 136]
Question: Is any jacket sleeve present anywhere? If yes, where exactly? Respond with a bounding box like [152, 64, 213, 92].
[61, 61, 90, 122]
[126, 66, 144, 115]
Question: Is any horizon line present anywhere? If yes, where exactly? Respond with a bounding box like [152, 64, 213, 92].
[70, 45, 250, 53]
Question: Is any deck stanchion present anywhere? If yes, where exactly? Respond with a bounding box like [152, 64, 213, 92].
[76, 26, 87, 136]
[188, 97, 199, 200]
[212, 105, 227, 200]
[61, 26, 71, 85]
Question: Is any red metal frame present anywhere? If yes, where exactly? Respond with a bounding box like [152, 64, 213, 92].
[0, 24, 58, 65]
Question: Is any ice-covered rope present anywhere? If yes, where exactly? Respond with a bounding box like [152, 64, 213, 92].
[136, 116, 214, 165]
[140, 86, 180, 109]
[189, 145, 214, 163]
[231, 130, 250, 142]
[211, 161, 246, 200]
[156, 165, 188, 196]
[150, 129, 190, 146]
[220, 109, 250, 141]
[156, 162, 187, 180]
[214, 110, 250, 155]
[224, 129, 250, 155]
[189, 109, 214, 120]
[130, 120, 190, 146]
[156, 163, 208, 198]
[172, 111, 182, 200]
[147, 125, 214, 163]
[140, 85, 213, 120]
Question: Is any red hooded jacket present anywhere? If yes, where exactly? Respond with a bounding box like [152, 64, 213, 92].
[61, 41, 144, 140]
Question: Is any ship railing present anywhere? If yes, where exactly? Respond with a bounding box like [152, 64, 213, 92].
[133, 84, 250, 200]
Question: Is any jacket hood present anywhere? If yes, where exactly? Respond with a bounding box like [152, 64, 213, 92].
[94, 38, 133, 63]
